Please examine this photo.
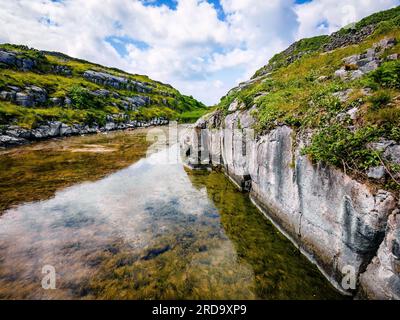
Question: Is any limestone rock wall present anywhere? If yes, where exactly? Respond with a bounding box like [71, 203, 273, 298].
[359, 211, 400, 299]
[182, 107, 399, 298]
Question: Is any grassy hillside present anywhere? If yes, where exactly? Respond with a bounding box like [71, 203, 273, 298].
[216, 6, 400, 191]
[0, 45, 208, 129]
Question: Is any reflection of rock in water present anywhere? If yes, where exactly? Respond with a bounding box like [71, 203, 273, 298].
[0, 139, 343, 300]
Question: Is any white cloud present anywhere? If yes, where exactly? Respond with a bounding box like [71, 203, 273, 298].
[295, 0, 400, 39]
[0, 0, 399, 105]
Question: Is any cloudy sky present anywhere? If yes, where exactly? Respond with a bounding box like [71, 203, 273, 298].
[0, 0, 399, 105]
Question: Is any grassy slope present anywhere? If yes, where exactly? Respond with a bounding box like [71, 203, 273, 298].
[216, 6, 400, 191]
[0, 45, 209, 128]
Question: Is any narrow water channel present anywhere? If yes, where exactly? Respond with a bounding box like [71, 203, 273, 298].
[0, 128, 343, 299]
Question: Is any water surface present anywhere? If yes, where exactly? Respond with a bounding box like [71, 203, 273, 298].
[0, 129, 343, 299]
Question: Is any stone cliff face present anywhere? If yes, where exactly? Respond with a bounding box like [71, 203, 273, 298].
[180, 8, 400, 298]
[181, 105, 399, 298]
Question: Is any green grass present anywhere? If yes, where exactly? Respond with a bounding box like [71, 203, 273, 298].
[351, 6, 400, 32]
[0, 44, 207, 128]
[254, 35, 331, 77]
[177, 108, 212, 123]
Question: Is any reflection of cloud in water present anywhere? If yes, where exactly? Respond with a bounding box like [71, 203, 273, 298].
[0, 144, 243, 299]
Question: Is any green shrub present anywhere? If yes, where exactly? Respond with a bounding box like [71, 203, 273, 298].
[369, 90, 392, 110]
[69, 86, 94, 109]
[390, 125, 400, 141]
[178, 108, 211, 123]
[370, 60, 400, 89]
[302, 124, 383, 170]
[174, 94, 206, 112]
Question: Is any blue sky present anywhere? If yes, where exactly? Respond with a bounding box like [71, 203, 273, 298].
[0, 0, 399, 104]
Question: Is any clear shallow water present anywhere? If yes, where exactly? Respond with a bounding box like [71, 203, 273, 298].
[0, 129, 343, 299]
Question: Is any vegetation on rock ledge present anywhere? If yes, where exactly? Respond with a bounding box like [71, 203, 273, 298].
[215, 6, 400, 191]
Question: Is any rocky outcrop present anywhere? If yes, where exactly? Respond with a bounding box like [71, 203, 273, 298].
[0, 83, 154, 111]
[181, 105, 399, 298]
[0, 117, 169, 148]
[334, 37, 397, 81]
[359, 209, 400, 299]
[254, 25, 376, 78]
[1, 85, 48, 107]
[83, 70, 154, 93]
[121, 96, 151, 111]
[0, 50, 36, 71]
[323, 25, 376, 52]
[51, 64, 72, 76]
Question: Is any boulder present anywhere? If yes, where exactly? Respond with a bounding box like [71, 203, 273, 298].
[356, 57, 375, 68]
[384, 145, 400, 164]
[334, 68, 348, 80]
[0, 90, 17, 101]
[350, 70, 364, 80]
[387, 54, 399, 61]
[347, 106, 359, 120]
[359, 60, 380, 73]
[373, 37, 397, 51]
[32, 121, 62, 139]
[49, 97, 64, 106]
[7, 86, 21, 92]
[26, 86, 47, 104]
[92, 89, 110, 97]
[333, 89, 353, 102]
[367, 166, 386, 180]
[367, 139, 396, 152]
[84, 70, 153, 93]
[336, 38, 396, 80]
[105, 122, 116, 131]
[52, 65, 72, 76]
[19, 58, 35, 71]
[60, 124, 72, 136]
[123, 96, 150, 109]
[0, 135, 27, 147]
[15, 92, 34, 107]
[343, 54, 360, 65]
[5, 126, 33, 139]
[0, 50, 37, 71]
[0, 50, 17, 65]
